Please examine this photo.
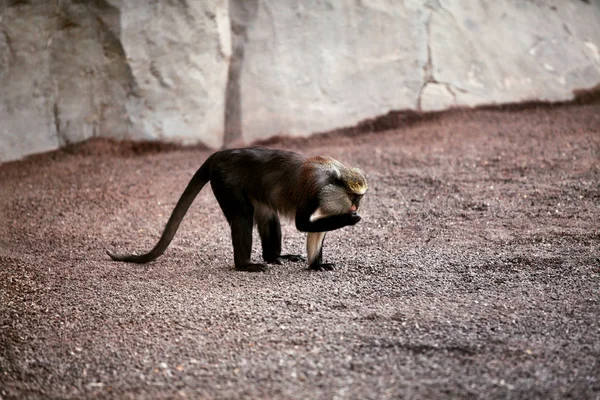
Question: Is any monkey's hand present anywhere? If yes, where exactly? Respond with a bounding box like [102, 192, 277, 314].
[347, 212, 361, 225]
[296, 211, 361, 232]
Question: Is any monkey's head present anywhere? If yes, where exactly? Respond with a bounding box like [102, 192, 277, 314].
[312, 157, 368, 217]
[342, 167, 368, 212]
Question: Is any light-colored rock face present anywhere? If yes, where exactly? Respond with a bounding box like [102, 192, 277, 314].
[0, 4, 59, 162]
[231, 0, 429, 143]
[110, 0, 230, 148]
[237, 0, 600, 140]
[423, 0, 600, 109]
[1, 1, 599, 162]
[0, 0, 230, 162]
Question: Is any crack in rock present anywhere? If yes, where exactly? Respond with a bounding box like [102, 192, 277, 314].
[417, 10, 435, 112]
[0, 28, 15, 76]
[53, 100, 68, 147]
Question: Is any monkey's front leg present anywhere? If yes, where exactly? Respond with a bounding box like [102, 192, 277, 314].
[296, 207, 362, 270]
[306, 232, 334, 270]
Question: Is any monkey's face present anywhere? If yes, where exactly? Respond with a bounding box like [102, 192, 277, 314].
[319, 184, 355, 216]
[340, 167, 368, 213]
[319, 180, 367, 216]
[347, 192, 364, 213]
[308, 159, 368, 221]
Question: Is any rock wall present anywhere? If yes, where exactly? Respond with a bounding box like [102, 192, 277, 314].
[422, 0, 600, 110]
[0, 0, 230, 162]
[1, 0, 599, 162]
[233, 0, 600, 142]
[228, 0, 428, 144]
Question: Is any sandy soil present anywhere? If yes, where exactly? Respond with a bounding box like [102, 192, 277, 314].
[0, 103, 599, 399]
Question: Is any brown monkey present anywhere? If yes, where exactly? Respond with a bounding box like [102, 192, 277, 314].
[107, 147, 367, 271]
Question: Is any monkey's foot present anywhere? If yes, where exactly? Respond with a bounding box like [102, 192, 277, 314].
[237, 263, 268, 272]
[309, 263, 336, 271]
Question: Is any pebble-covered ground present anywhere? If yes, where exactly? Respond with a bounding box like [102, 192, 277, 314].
[1, 103, 599, 399]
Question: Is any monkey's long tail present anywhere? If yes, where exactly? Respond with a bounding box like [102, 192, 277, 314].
[106, 155, 213, 263]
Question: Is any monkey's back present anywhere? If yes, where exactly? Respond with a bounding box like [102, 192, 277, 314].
[209, 147, 305, 218]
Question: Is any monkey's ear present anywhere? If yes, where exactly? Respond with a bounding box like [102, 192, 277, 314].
[329, 175, 345, 187]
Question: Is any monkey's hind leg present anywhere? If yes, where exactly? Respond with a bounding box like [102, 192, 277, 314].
[211, 178, 266, 272]
[307, 232, 334, 271]
[230, 215, 267, 272]
[256, 212, 305, 264]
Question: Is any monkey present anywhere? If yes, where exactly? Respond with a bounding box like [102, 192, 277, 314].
[106, 147, 368, 272]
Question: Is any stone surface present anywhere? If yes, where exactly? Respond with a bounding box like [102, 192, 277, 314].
[111, 0, 230, 148]
[0, 3, 58, 162]
[236, 0, 600, 138]
[423, 0, 600, 109]
[0, 0, 229, 163]
[1, 0, 600, 162]
[420, 83, 455, 112]
[231, 0, 428, 144]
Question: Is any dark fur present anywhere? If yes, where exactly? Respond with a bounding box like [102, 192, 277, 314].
[107, 147, 364, 271]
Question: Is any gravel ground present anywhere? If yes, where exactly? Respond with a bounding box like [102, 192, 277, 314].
[0, 103, 599, 399]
